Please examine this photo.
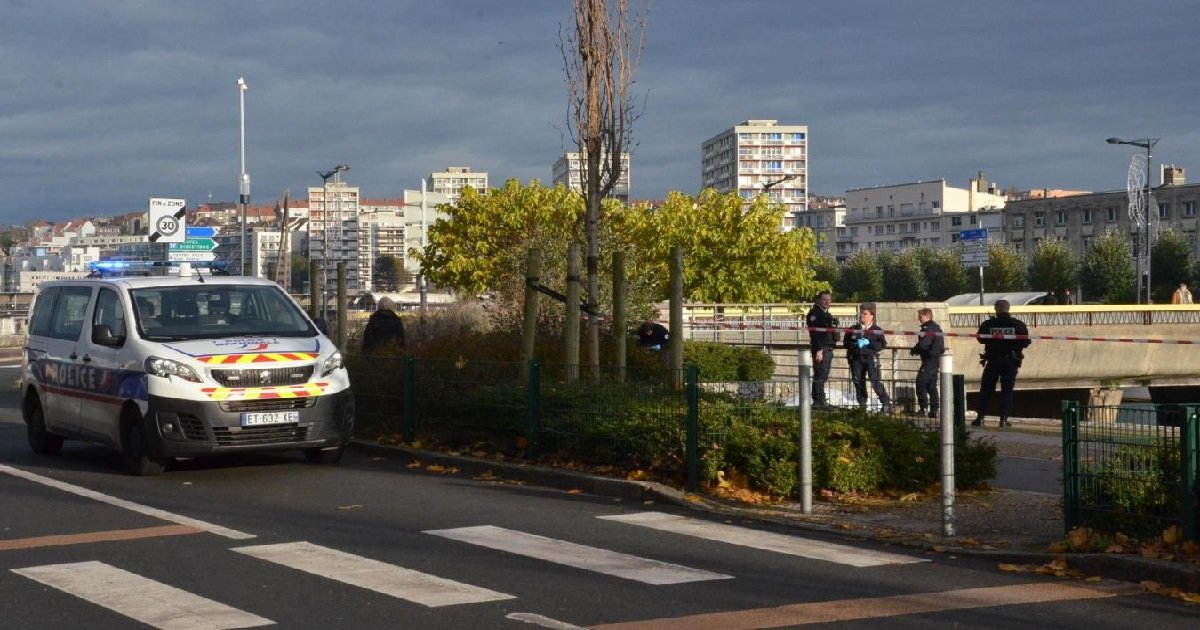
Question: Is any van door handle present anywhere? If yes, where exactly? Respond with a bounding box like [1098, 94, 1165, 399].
[81, 354, 92, 363]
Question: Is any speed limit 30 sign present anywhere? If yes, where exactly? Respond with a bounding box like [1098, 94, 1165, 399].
[148, 197, 187, 243]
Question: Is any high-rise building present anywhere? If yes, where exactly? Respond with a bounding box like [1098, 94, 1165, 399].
[552, 152, 631, 203]
[307, 174, 361, 293]
[701, 119, 808, 229]
[428, 166, 488, 203]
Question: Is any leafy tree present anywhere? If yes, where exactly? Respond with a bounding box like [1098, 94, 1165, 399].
[1080, 230, 1135, 304]
[837, 251, 883, 303]
[810, 256, 841, 300]
[1150, 229, 1192, 303]
[879, 250, 926, 301]
[983, 243, 1027, 293]
[1028, 238, 1076, 301]
[612, 188, 827, 303]
[290, 255, 310, 293]
[921, 247, 970, 300]
[373, 255, 409, 292]
[0, 231, 14, 256]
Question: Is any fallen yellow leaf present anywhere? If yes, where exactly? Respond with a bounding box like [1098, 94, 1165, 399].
[410, 440, 422, 449]
[567, 488, 582, 494]
[425, 464, 445, 473]
[336, 504, 362, 511]
[406, 460, 422, 469]
[1163, 525, 1182, 545]
[998, 563, 1023, 572]
[1086, 576, 1103, 582]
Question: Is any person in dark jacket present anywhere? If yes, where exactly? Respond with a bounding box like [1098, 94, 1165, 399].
[910, 307, 945, 418]
[843, 305, 891, 413]
[806, 291, 839, 408]
[973, 299, 1031, 428]
[361, 296, 405, 354]
[636, 319, 670, 351]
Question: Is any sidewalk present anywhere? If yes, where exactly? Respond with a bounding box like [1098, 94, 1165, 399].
[351, 415, 1200, 592]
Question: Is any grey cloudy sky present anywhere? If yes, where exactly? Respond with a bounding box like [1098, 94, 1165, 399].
[3, 0, 1198, 224]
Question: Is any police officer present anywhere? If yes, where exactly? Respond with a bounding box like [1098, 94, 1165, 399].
[843, 304, 892, 413]
[806, 291, 839, 408]
[973, 299, 1031, 428]
[910, 307, 944, 418]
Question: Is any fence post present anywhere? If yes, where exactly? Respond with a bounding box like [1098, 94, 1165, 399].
[526, 361, 540, 461]
[939, 352, 955, 537]
[952, 374, 966, 437]
[1062, 400, 1081, 533]
[336, 261, 347, 350]
[403, 356, 416, 442]
[685, 364, 699, 493]
[798, 349, 813, 514]
[1182, 405, 1198, 541]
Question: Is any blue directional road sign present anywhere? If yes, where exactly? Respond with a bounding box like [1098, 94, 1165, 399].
[186, 226, 219, 239]
[959, 228, 989, 268]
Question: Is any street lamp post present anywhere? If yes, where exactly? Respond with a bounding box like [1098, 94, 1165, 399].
[1107, 136, 1159, 304]
[237, 77, 250, 276]
[316, 165, 349, 324]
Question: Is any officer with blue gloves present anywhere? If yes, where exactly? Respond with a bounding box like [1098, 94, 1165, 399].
[842, 304, 892, 413]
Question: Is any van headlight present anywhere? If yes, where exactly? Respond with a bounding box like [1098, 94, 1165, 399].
[145, 357, 202, 383]
[321, 351, 344, 377]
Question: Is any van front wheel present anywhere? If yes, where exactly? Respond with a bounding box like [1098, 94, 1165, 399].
[122, 420, 165, 476]
[27, 400, 64, 456]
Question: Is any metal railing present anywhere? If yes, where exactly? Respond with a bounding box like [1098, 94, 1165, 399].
[1062, 401, 1199, 539]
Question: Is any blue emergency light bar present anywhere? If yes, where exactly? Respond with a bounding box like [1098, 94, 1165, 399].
[87, 259, 229, 278]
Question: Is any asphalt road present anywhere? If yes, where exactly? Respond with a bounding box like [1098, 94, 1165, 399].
[0, 365, 1195, 629]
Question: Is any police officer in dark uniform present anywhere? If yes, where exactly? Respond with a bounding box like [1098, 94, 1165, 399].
[910, 307, 944, 418]
[973, 299, 1031, 428]
[806, 291, 839, 408]
[843, 304, 892, 412]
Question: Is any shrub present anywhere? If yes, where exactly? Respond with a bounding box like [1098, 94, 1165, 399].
[683, 341, 776, 381]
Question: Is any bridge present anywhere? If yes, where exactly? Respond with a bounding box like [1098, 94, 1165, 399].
[678, 302, 1200, 413]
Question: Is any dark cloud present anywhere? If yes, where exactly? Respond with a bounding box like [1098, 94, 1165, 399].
[1, 0, 1198, 223]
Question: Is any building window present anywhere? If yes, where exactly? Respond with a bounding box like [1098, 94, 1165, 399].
[886, 225, 895, 234]
[1055, 211, 1067, 225]
[1082, 209, 1094, 223]
[1107, 207, 1118, 222]
[1159, 203, 1171, 219]
[911, 222, 920, 232]
[791, 132, 806, 140]
[876, 206, 883, 217]
[1185, 201, 1197, 217]
[1034, 211, 1045, 226]
[932, 201, 940, 209]
[764, 160, 782, 172]
[1012, 215, 1025, 228]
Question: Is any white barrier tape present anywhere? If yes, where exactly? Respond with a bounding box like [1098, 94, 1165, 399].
[687, 323, 1200, 345]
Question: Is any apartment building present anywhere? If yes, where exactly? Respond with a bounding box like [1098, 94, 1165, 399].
[837, 173, 1006, 259]
[701, 119, 808, 229]
[428, 166, 488, 203]
[552, 152, 631, 203]
[307, 177, 362, 291]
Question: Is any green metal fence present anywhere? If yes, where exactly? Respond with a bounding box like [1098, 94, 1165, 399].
[1063, 401, 1199, 540]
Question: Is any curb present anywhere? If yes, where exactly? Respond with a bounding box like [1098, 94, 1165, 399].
[348, 439, 1199, 592]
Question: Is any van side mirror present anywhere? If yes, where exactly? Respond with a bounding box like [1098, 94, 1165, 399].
[92, 324, 125, 348]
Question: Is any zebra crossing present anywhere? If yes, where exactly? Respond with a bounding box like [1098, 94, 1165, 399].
[8, 512, 925, 628]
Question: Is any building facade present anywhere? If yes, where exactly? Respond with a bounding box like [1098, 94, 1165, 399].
[838, 174, 1006, 259]
[701, 119, 808, 229]
[428, 166, 488, 203]
[306, 178, 362, 292]
[552, 152, 631, 203]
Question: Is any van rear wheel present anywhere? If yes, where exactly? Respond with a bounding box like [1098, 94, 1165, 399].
[27, 400, 64, 456]
[122, 420, 165, 476]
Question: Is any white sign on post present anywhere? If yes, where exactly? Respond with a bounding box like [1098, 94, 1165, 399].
[148, 198, 187, 243]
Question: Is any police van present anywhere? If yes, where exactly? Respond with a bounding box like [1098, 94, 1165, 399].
[20, 262, 354, 475]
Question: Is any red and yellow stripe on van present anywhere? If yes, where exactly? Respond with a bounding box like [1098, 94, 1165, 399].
[196, 353, 318, 365]
[200, 382, 329, 401]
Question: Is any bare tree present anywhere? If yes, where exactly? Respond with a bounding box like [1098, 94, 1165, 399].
[561, 0, 647, 369]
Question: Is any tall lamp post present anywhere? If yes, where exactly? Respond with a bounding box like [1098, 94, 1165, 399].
[1107, 136, 1158, 304]
[316, 164, 350, 323]
[237, 77, 251, 276]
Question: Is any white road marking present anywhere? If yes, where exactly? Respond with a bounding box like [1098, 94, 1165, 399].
[598, 512, 926, 567]
[0, 464, 255, 540]
[12, 561, 273, 630]
[234, 541, 513, 608]
[425, 525, 732, 585]
[506, 612, 589, 629]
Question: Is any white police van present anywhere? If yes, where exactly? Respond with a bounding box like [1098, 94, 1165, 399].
[20, 262, 353, 475]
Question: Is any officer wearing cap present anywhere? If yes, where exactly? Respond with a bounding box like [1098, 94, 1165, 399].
[806, 291, 839, 408]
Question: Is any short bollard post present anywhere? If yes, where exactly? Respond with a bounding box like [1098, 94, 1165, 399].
[939, 352, 955, 537]
[799, 349, 813, 514]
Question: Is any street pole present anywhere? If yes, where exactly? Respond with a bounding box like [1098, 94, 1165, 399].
[1144, 143, 1153, 304]
[237, 77, 250, 276]
[1107, 136, 1159, 304]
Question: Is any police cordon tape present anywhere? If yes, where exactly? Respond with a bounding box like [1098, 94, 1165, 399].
[687, 322, 1200, 345]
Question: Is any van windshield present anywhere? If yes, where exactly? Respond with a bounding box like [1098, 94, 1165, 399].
[131, 285, 316, 340]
